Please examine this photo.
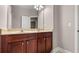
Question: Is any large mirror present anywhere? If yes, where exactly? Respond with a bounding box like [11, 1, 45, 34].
[7, 5, 53, 31]
[7, 5, 43, 30]
[9, 5, 43, 30]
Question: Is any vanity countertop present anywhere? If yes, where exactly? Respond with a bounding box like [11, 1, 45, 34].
[0, 29, 53, 35]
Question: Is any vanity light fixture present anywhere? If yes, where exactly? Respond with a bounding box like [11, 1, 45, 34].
[34, 5, 44, 10]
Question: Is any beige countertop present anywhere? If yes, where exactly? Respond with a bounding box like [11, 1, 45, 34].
[0, 29, 53, 35]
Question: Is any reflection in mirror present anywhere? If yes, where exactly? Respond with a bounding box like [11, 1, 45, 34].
[21, 16, 38, 29]
[11, 5, 38, 30]
[30, 16, 38, 29]
[6, 5, 45, 31]
[21, 16, 30, 29]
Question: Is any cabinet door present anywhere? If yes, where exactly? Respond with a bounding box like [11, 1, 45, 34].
[45, 32, 52, 52]
[7, 41, 24, 53]
[0, 36, 1, 52]
[37, 38, 45, 53]
[24, 39, 37, 53]
[45, 37, 52, 52]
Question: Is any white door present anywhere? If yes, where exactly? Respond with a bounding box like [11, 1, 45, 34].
[22, 16, 30, 29]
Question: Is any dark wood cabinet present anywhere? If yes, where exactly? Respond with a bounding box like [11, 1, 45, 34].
[37, 32, 52, 53]
[7, 41, 24, 53]
[0, 36, 1, 52]
[0, 32, 52, 53]
[45, 32, 52, 52]
[24, 39, 37, 53]
[37, 33, 45, 53]
[37, 38, 46, 53]
[1, 33, 37, 53]
[7, 40, 37, 53]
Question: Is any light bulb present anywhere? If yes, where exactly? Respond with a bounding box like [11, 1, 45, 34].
[34, 5, 44, 10]
[39, 5, 43, 9]
[36, 8, 39, 10]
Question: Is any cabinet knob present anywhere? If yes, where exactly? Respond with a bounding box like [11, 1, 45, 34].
[44, 38, 46, 40]
[27, 41, 30, 44]
[44, 37, 48, 40]
[46, 37, 48, 39]
[22, 42, 24, 46]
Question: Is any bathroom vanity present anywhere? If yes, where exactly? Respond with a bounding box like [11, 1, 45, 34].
[0, 5, 53, 53]
[0, 31, 52, 53]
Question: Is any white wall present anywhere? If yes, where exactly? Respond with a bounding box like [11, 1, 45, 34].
[57, 5, 75, 52]
[78, 6, 79, 29]
[78, 6, 79, 52]
[0, 5, 8, 29]
[53, 5, 61, 49]
[11, 5, 37, 28]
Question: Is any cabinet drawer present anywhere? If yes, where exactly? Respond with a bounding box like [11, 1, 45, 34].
[37, 33, 44, 39]
[4, 34, 36, 42]
[44, 32, 52, 38]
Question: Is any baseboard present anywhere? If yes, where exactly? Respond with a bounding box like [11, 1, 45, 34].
[52, 47, 72, 53]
